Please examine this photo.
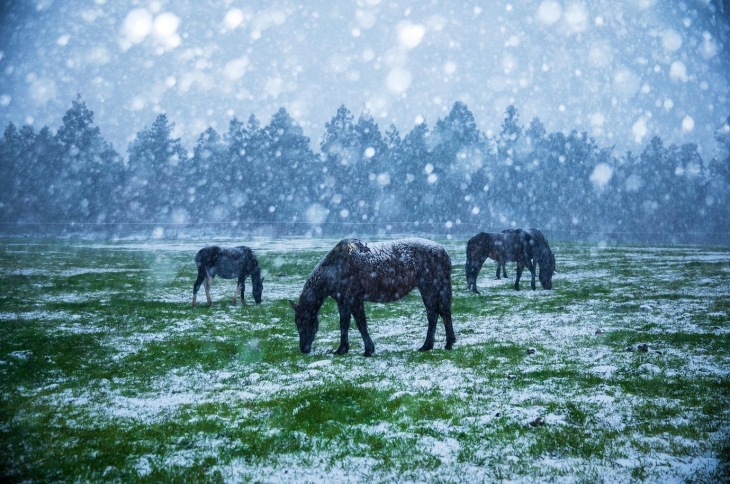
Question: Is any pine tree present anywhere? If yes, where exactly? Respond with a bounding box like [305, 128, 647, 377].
[238, 114, 267, 221]
[0, 123, 25, 222]
[28, 126, 63, 223]
[260, 108, 318, 223]
[321, 105, 358, 225]
[55, 95, 123, 224]
[127, 113, 188, 223]
[431, 101, 483, 223]
[400, 121, 431, 222]
[377, 124, 405, 226]
[711, 114, 730, 185]
[353, 111, 387, 224]
[708, 115, 730, 234]
[186, 127, 226, 223]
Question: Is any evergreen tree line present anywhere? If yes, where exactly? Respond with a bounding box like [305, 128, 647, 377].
[1, 95, 729, 241]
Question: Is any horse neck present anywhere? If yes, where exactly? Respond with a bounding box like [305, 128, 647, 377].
[534, 242, 554, 272]
[300, 268, 330, 314]
[250, 265, 262, 284]
[469, 234, 492, 264]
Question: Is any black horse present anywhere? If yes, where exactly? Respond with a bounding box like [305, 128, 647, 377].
[192, 246, 263, 306]
[289, 238, 455, 356]
[466, 228, 554, 292]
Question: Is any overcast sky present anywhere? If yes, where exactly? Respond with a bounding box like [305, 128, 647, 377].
[1, 0, 729, 158]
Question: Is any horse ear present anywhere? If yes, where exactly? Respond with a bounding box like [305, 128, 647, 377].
[289, 299, 298, 311]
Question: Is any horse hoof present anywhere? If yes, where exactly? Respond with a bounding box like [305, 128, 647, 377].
[335, 346, 349, 355]
[418, 345, 433, 352]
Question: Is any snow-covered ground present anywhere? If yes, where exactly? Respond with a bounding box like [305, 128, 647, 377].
[1, 237, 729, 483]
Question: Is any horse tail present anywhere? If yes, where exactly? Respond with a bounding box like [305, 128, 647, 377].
[438, 247, 453, 313]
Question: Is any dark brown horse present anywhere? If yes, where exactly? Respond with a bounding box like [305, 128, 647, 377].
[192, 246, 263, 306]
[466, 228, 554, 292]
[289, 238, 455, 356]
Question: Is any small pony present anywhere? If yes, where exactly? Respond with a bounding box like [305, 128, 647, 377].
[192, 246, 263, 306]
[289, 238, 455, 356]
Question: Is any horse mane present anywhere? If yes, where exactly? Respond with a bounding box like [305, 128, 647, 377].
[333, 238, 371, 255]
[313, 239, 370, 273]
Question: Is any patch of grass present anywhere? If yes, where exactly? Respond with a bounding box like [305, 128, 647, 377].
[121, 337, 239, 378]
[262, 382, 391, 438]
[1, 238, 729, 483]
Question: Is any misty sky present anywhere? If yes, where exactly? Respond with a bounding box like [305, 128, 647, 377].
[1, 0, 729, 158]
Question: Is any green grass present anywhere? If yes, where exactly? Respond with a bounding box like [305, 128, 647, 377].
[1, 238, 729, 483]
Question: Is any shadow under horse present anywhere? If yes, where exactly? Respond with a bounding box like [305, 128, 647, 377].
[466, 228, 555, 292]
[192, 246, 263, 306]
[289, 238, 455, 356]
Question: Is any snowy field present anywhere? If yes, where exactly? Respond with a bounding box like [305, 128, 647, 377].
[1, 237, 729, 483]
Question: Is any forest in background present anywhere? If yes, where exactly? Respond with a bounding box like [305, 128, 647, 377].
[1, 96, 729, 243]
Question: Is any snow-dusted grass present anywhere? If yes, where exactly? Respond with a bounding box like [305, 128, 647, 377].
[1, 237, 728, 483]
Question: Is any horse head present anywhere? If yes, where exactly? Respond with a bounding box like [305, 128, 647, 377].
[526, 228, 555, 290]
[289, 299, 319, 354]
[252, 272, 264, 304]
[538, 252, 555, 289]
[465, 259, 481, 293]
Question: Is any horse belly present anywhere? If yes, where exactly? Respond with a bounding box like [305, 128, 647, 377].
[212, 255, 243, 279]
[361, 269, 416, 303]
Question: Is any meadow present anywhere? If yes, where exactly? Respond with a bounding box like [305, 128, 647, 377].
[1, 237, 728, 483]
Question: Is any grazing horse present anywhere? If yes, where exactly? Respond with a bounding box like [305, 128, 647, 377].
[466, 229, 538, 292]
[289, 238, 455, 356]
[192, 246, 263, 306]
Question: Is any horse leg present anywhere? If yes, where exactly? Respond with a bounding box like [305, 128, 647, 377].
[419, 306, 439, 352]
[237, 276, 247, 305]
[335, 301, 351, 355]
[232, 283, 240, 305]
[417, 287, 440, 351]
[205, 275, 213, 306]
[439, 284, 455, 350]
[352, 301, 375, 357]
[495, 262, 502, 280]
[192, 268, 206, 307]
[529, 260, 536, 291]
[514, 263, 523, 291]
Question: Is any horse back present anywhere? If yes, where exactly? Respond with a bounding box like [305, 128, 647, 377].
[342, 238, 450, 303]
[497, 229, 533, 262]
[196, 246, 257, 279]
